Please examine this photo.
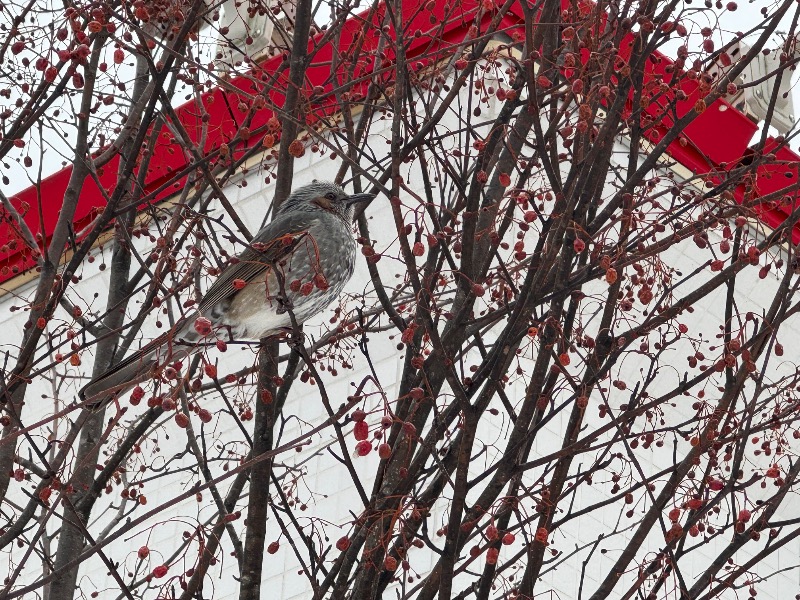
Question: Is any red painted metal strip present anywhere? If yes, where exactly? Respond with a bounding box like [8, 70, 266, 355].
[1, 0, 520, 283]
[2, 1, 798, 284]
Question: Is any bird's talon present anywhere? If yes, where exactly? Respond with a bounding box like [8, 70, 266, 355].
[276, 295, 293, 314]
[283, 328, 305, 348]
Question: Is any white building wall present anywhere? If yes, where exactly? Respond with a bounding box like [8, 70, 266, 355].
[2, 81, 800, 600]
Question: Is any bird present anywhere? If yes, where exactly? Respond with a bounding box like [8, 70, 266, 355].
[80, 180, 375, 406]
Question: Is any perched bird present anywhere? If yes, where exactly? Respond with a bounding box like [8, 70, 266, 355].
[81, 180, 375, 406]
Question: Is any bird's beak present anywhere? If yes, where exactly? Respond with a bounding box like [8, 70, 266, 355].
[347, 193, 376, 220]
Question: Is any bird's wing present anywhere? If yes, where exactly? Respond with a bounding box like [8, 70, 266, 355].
[198, 212, 314, 313]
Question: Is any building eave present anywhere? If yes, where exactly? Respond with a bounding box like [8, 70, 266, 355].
[1, 0, 798, 291]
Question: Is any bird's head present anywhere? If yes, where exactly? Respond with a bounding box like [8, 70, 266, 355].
[278, 180, 375, 222]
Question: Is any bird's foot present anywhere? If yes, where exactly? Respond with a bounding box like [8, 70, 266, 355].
[275, 294, 294, 315]
[281, 327, 305, 349]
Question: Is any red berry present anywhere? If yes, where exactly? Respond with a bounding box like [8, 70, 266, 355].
[314, 273, 329, 290]
[353, 420, 369, 441]
[193, 317, 213, 336]
[336, 536, 350, 551]
[138, 546, 150, 559]
[738, 509, 751, 522]
[267, 541, 279, 554]
[535, 527, 548, 543]
[175, 413, 189, 428]
[378, 443, 391, 459]
[288, 139, 305, 157]
[355, 440, 372, 456]
[152, 565, 168, 578]
[502, 532, 515, 545]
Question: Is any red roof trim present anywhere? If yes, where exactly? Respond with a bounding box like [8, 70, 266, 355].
[2, 1, 798, 284]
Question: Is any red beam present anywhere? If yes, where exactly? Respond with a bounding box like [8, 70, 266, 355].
[2, 1, 798, 285]
[0, 0, 526, 283]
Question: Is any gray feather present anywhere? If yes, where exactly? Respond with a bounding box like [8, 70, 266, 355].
[80, 180, 375, 408]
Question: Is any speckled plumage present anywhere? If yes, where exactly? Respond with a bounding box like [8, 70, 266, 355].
[81, 181, 374, 405]
[219, 207, 357, 338]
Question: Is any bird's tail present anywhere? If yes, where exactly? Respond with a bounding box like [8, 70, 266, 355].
[80, 320, 198, 409]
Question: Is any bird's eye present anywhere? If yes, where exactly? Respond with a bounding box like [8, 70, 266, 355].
[325, 192, 337, 201]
